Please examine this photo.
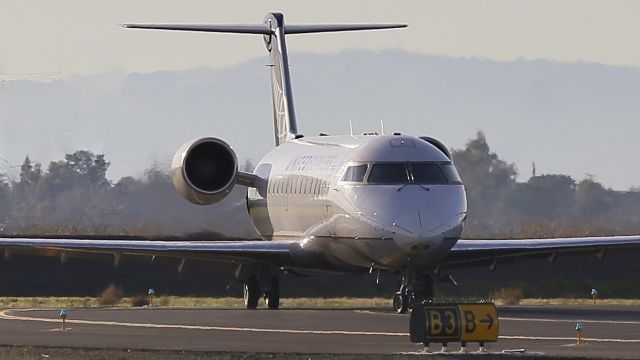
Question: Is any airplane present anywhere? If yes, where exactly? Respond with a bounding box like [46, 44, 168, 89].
[1, 12, 639, 314]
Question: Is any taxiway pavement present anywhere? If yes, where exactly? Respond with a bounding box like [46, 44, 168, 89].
[0, 305, 638, 358]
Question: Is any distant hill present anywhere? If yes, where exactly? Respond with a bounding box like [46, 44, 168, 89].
[2, 49, 640, 189]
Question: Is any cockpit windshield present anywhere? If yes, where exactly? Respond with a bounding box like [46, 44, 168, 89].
[340, 162, 463, 185]
[411, 163, 448, 184]
[368, 163, 409, 184]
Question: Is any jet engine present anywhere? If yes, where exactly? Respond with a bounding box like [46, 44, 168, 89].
[171, 137, 238, 205]
[419, 136, 452, 160]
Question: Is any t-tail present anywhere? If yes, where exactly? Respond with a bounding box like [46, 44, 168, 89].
[123, 12, 407, 146]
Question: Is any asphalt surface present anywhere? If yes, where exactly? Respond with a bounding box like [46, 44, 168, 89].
[0, 305, 638, 358]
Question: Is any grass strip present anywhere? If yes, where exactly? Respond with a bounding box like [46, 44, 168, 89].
[0, 296, 638, 309]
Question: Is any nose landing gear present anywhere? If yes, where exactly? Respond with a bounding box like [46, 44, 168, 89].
[392, 289, 409, 314]
[392, 270, 434, 314]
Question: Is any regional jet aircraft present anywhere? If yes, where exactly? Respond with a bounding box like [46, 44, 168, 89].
[2, 12, 639, 313]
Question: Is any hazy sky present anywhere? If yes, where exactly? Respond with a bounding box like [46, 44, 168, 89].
[2, 1, 640, 190]
[2, 0, 640, 77]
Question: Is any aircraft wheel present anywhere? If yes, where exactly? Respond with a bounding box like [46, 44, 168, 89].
[244, 276, 260, 309]
[266, 276, 280, 310]
[393, 292, 408, 314]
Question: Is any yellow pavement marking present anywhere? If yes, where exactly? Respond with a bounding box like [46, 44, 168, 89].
[1, 309, 639, 343]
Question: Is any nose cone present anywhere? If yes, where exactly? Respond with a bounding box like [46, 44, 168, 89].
[363, 185, 467, 262]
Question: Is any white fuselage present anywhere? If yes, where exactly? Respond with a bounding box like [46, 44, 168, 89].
[247, 134, 467, 270]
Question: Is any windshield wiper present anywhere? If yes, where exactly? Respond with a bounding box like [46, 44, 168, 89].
[416, 183, 431, 192]
[397, 183, 430, 192]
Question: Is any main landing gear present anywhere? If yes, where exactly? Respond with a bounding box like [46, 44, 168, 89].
[243, 273, 280, 310]
[393, 270, 434, 314]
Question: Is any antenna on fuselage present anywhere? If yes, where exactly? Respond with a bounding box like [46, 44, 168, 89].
[349, 120, 354, 136]
[380, 119, 385, 135]
[122, 13, 407, 147]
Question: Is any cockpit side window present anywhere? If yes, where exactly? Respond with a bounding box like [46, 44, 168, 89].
[342, 164, 368, 182]
[411, 163, 448, 185]
[441, 163, 463, 184]
[368, 163, 409, 184]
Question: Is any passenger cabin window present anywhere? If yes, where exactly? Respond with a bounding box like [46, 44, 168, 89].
[411, 163, 448, 184]
[305, 177, 313, 194]
[294, 176, 301, 195]
[368, 163, 409, 184]
[342, 164, 368, 182]
[286, 177, 292, 194]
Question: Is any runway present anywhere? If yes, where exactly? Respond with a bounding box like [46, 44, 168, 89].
[0, 305, 638, 358]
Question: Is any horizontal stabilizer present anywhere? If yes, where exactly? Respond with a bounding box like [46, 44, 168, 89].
[285, 24, 407, 34]
[121, 24, 272, 35]
[122, 23, 407, 35]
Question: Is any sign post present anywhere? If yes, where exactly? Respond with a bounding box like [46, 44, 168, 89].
[410, 303, 498, 352]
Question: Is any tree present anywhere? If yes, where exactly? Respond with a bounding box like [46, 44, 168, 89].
[505, 174, 576, 220]
[19, 155, 42, 186]
[451, 131, 517, 227]
[64, 151, 110, 187]
[0, 175, 10, 225]
[572, 178, 611, 221]
[241, 159, 255, 172]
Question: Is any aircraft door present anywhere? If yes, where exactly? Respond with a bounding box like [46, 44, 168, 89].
[248, 163, 274, 237]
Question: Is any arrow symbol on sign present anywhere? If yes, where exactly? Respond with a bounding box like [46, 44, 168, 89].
[479, 314, 494, 330]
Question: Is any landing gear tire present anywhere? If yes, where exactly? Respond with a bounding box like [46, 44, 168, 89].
[394, 270, 434, 314]
[244, 276, 260, 309]
[393, 292, 409, 314]
[265, 276, 280, 310]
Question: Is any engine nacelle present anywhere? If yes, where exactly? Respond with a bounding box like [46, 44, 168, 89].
[419, 136, 452, 160]
[171, 137, 238, 205]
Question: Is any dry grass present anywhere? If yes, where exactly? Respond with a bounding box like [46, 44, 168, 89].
[0, 296, 392, 309]
[96, 284, 124, 306]
[156, 296, 172, 306]
[0, 297, 95, 308]
[129, 295, 151, 307]
[490, 288, 524, 305]
[463, 220, 637, 239]
[520, 298, 640, 306]
[0, 296, 638, 309]
[154, 297, 393, 309]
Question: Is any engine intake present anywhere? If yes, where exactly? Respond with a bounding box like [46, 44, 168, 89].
[171, 137, 238, 205]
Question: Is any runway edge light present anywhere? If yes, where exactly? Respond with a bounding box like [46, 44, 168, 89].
[576, 322, 584, 345]
[409, 303, 498, 351]
[59, 309, 69, 330]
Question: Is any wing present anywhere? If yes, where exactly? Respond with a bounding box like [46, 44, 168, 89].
[436, 235, 640, 269]
[0, 237, 303, 268]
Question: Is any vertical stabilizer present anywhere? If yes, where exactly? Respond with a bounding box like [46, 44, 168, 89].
[122, 14, 406, 147]
[263, 12, 298, 146]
